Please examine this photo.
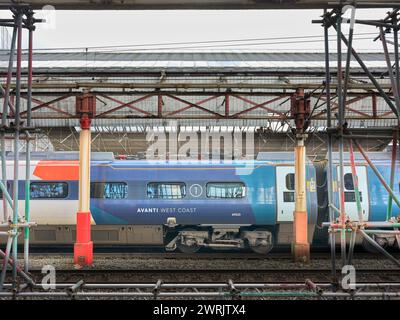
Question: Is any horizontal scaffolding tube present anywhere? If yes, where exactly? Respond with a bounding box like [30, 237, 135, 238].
[0, 290, 398, 298]
[0, 222, 36, 228]
[1, 282, 400, 291]
[364, 230, 400, 234]
[323, 222, 400, 228]
[1, 282, 332, 290]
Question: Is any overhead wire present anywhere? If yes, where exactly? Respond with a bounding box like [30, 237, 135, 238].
[88, 36, 385, 52]
[2, 32, 383, 53]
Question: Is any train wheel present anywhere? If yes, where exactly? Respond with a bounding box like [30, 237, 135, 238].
[177, 242, 200, 254]
[177, 229, 201, 254]
[250, 243, 273, 254]
[248, 229, 274, 254]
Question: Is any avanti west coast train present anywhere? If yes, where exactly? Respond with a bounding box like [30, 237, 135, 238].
[0, 151, 399, 254]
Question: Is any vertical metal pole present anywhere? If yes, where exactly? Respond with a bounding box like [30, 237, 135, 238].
[292, 88, 310, 263]
[74, 113, 93, 266]
[394, 17, 400, 245]
[24, 14, 33, 273]
[157, 92, 162, 117]
[12, 11, 23, 289]
[337, 12, 347, 267]
[225, 92, 230, 117]
[394, 14, 400, 103]
[387, 130, 398, 220]
[1, 23, 17, 223]
[324, 10, 337, 285]
[293, 137, 310, 262]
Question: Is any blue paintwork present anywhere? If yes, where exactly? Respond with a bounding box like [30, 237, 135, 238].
[366, 162, 400, 220]
[331, 160, 400, 221]
[87, 160, 318, 226]
[11, 159, 317, 226]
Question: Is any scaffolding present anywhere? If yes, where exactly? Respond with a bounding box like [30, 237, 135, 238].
[0, 6, 42, 291]
[312, 7, 400, 284]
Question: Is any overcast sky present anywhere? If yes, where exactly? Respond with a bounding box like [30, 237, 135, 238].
[0, 9, 393, 51]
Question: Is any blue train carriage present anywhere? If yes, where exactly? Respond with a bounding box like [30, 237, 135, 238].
[0, 151, 318, 254]
[89, 151, 318, 254]
[328, 151, 400, 250]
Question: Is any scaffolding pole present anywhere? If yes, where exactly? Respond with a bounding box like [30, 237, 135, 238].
[23, 10, 34, 274]
[336, 11, 347, 267]
[323, 9, 337, 285]
[11, 9, 23, 290]
[1, 19, 17, 224]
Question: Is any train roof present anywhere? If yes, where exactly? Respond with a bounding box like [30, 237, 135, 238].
[6, 151, 397, 164]
[6, 151, 306, 162]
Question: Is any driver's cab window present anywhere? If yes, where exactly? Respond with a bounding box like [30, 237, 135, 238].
[344, 173, 362, 202]
[284, 173, 295, 202]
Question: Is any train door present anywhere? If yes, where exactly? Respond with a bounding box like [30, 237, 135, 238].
[276, 166, 295, 222]
[337, 166, 369, 221]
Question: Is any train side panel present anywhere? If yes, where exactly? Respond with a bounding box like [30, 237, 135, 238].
[331, 160, 400, 222]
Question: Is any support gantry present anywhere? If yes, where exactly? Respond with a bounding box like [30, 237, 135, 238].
[74, 92, 96, 266]
[291, 89, 311, 262]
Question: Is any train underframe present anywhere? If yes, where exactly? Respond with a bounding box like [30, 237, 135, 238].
[2, 223, 397, 253]
[165, 226, 275, 254]
[1, 224, 275, 254]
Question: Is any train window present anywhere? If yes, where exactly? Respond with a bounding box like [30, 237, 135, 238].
[0, 187, 2, 199]
[147, 182, 186, 199]
[91, 182, 128, 199]
[286, 173, 295, 191]
[344, 191, 362, 203]
[206, 182, 246, 199]
[344, 173, 354, 190]
[30, 182, 68, 199]
[283, 191, 295, 202]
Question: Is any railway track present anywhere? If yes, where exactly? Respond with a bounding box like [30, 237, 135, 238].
[2, 266, 400, 300]
[26, 252, 299, 260]
[16, 267, 400, 284]
[26, 249, 400, 260]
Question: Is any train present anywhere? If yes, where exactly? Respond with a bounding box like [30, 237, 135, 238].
[0, 151, 399, 254]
